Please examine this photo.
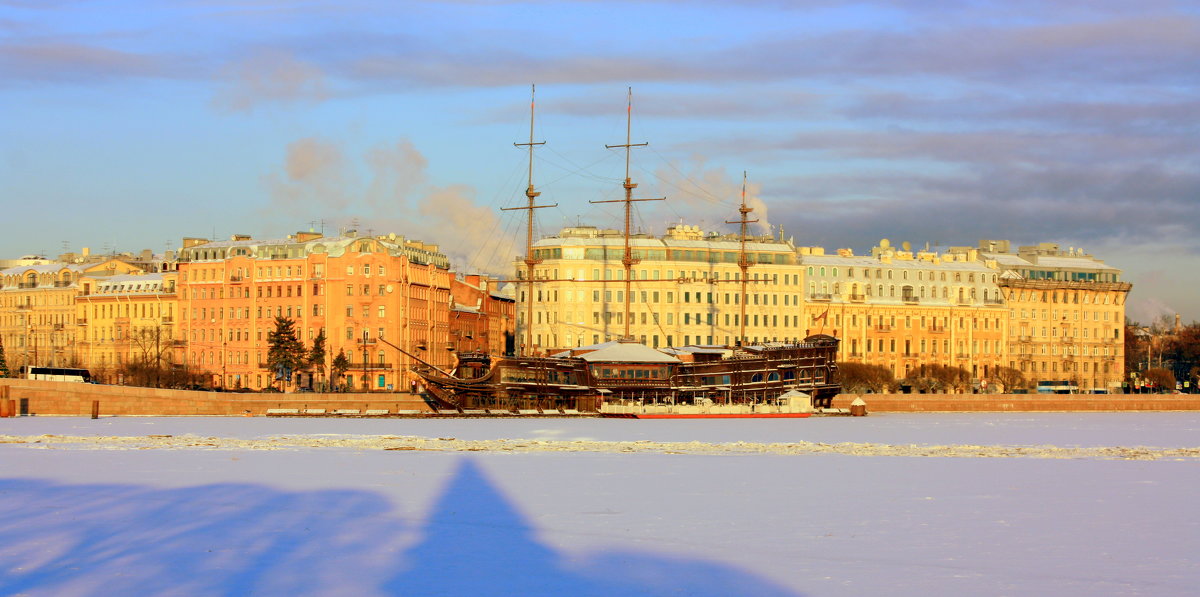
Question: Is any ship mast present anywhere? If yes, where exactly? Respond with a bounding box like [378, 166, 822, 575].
[725, 171, 758, 346]
[502, 84, 556, 356]
[592, 87, 663, 341]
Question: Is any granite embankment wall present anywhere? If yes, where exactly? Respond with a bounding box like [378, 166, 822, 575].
[2, 379, 1199, 416]
[0, 379, 434, 417]
[830, 393, 1200, 412]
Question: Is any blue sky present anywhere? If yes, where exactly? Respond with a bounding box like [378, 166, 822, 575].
[2, 0, 1198, 323]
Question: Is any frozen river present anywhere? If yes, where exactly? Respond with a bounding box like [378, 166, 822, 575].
[9, 411, 1200, 447]
[2, 413, 1198, 596]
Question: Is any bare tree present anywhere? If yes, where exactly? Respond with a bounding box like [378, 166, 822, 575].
[838, 362, 895, 393]
[992, 366, 1027, 393]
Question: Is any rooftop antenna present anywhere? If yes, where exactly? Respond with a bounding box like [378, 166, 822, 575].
[500, 84, 556, 356]
[592, 87, 664, 341]
[726, 171, 759, 346]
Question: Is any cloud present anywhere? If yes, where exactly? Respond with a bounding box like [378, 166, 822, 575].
[416, 185, 518, 274]
[0, 42, 163, 84]
[365, 139, 428, 211]
[647, 157, 772, 237]
[212, 50, 329, 112]
[262, 136, 516, 275]
[265, 137, 352, 210]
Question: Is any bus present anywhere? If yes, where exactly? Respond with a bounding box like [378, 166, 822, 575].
[1036, 380, 1077, 394]
[22, 366, 93, 383]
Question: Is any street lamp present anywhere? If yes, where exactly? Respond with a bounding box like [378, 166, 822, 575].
[362, 328, 369, 391]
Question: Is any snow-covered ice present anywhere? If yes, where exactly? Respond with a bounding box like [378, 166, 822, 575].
[1, 414, 1197, 596]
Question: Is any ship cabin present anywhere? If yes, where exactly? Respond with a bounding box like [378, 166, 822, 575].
[560, 340, 681, 400]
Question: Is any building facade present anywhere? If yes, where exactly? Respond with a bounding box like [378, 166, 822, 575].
[517, 224, 805, 353]
[175, 231, 458, 391]
[449, 274, 516, 356]
[0, 259, 145, 371]
[984, 241, 1130, 392]
[75, 273, 180, 383]
[798, 241, 1009, 385]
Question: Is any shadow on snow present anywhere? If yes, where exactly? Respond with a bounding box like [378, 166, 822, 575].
[0, 460, 801, 596]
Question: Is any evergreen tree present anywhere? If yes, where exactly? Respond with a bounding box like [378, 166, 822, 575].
[331, 349, 350, 391]
[308, 329, 327, 389]
[266, 317, 306, 390]
[0, 337, 9, 378]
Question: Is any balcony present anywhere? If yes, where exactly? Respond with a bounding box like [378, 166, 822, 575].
[847, 351, 864, 358]
[16, 304, 32, 310]
[983, 297, 1005, 305]
[54, 280, 72, 288]
[77, 318, 88, 326]
[18, 282, 37, 289]
[955, 353, 970, 359]
[874, 325, 892, 332]
[956, 297, 972, 306]
[849, 293, 866, 302]
[902, 296, 919, 304]
[230, 275, 244, 282]
[349, 362, 391, 370]
[808, 293, 832, 302]
[930, 326, 947, 333]
[162, 316, 174, 323]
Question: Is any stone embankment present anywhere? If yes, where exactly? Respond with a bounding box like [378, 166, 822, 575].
[3, 379, 1199, 417]
[0, 379, 433, 417]
[831, 393, 1200, 412]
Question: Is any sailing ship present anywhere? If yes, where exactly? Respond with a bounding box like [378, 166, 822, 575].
[407, 87, 841, 417]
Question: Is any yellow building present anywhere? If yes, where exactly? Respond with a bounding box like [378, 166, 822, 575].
[518, 224, 804, 352]
[75, 272, 181, 383]
[0, 259, 144, 371]
[798, 241, 1008, 385]
[985, 241, 1130, 392]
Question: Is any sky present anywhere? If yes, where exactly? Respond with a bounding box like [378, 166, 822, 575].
[2, 0, 1198, 323]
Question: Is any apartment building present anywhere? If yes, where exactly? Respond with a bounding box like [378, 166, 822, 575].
[75, 272, 180, 382]
[516, 224, 804, 353]
[175, 231, 457, 391]
[0, 259, 144, 371]
[798, 240, 1008, 384]
[984, 241, 1130, 392]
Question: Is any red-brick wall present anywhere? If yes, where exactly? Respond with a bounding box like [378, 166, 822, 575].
[831, 393, 1200, 412]
[0, 379, 433, 416]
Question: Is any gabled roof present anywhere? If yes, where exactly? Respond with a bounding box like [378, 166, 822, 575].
[577, 341, 681, 363]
